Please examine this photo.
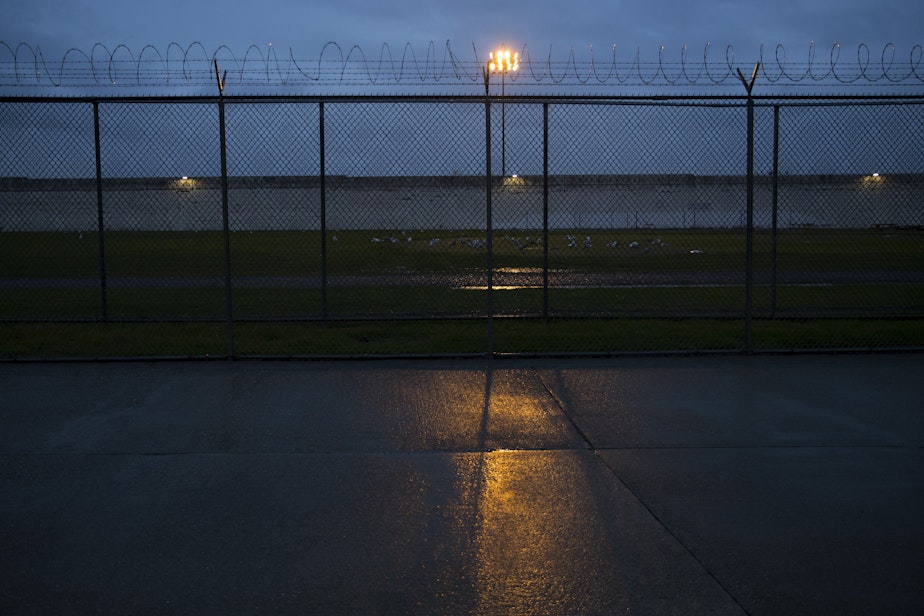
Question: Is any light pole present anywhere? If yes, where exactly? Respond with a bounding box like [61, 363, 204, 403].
[488, 48, 519, 177]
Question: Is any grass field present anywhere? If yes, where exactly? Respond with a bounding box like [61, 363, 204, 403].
[2, 227, 922, 356]
[2, 227, 922, 278]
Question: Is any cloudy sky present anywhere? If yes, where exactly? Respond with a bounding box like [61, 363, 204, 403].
[4, 0, 920, 62]
[1, 1, 920, 175]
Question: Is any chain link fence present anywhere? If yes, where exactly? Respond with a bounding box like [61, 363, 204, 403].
[1, 94, 922, 357]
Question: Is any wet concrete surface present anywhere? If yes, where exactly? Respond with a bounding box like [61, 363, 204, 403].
[1, 354, 921, 614]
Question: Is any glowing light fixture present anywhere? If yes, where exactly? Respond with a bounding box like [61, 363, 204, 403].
[488, 49, 519, 73]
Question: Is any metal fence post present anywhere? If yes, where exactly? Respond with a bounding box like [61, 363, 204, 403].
[215, 62, 234, 359]
[542, 102, 549, 321]
[738, 64, 759, 353]
[92, 101, 108, 323]
[320, 101, 328, 319]
[770, 104, 780, 318]
[745, 95, 754, 352]
[484, 69, 494, 356]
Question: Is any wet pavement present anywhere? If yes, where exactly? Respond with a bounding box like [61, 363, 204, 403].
[1, 353, 921, 614]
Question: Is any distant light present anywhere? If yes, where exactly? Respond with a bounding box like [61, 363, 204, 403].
[511, 174, 518, 178]
[181, 176, 188, 180]
[872, 172, 880, 177]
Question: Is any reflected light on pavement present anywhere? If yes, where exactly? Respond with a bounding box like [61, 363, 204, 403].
[469, 451, 611, 612]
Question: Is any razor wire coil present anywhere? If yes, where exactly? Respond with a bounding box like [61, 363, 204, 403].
[1, 40, 922, 92]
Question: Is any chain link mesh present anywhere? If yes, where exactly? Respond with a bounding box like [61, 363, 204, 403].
[325, 101, 485, 298]
[492, 102, 754, 352]
[97, 101, 226, 323]
[224, 101, 321, 323]
[1, 95, 921, 357]
[749, 101, 924, 349]
[0, 101, 98, 321]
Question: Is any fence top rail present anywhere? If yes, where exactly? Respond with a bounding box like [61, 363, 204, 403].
[2, 93, 924, 105]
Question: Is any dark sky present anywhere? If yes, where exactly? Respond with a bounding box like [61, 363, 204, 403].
[4, 0, 920, 62]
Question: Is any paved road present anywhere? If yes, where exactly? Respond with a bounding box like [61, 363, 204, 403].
[1, 354, 922, 614]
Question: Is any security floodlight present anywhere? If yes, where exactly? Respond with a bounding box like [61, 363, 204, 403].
[489, 49, 519, 73]
[488, 48, 519, 177]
